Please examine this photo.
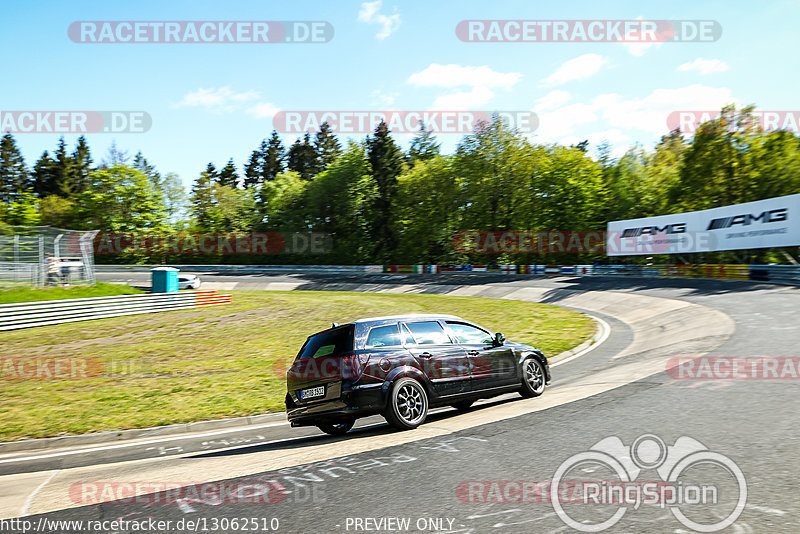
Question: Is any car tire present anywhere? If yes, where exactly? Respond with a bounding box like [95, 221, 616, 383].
[384, 377, 428, 430]
[451, 400, 475, 411]
[317, 420, 355, 436]
[519, 357, 546, 398]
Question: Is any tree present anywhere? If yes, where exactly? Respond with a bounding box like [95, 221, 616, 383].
[68, 135, 93, 195]
[159, 172, 188, 224]
[78, 165, 165, 231]
[53, 137, 73, 197]
[262, 131, 286, 183]
[132, 152, 161, 188]
[243, 149, 262, 189]
[101, 140, 129, 168]
[32, 151, 58, 198]
[287, 133, 318, 180]
[40, 195, 76, 228]
[217, 158, 239, 188]
[314, 121, 341, 173]
[0, 133, 30, 204]
[408, 123, 440, 164]
[366, 120, 404, 260]
[190, 166, 218, 231]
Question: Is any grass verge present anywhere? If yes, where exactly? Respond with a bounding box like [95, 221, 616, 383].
[0, 282, 142, 304]
[0, 290, 594, 441]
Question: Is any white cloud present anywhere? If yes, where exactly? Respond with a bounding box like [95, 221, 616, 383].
[530, 84, 736, 146]
[358, 1, 401, 40]
[540, 54, 609, 87]
[431, 86, 494, 110]
[177, 86, 261, 112]
[408, 63, 522, 90]
[536, 90, 571, 111]
[246, 102, 280, 119]
[677, 58, 729, 75]
[591, 84, 736, 134]
[370, 89, 398, 106]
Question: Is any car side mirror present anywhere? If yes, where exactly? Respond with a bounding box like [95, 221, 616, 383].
[493, 332, 505, 346]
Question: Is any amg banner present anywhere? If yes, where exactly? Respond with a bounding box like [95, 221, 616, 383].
[607, 193, 800, 256]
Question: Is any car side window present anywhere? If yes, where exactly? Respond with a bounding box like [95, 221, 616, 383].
[404, 321, 452, 345]
[447, 322, 493, 345]
[365, 324, 402, 347]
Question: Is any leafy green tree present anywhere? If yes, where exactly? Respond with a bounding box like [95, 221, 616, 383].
[0, 133, 30, 204]
[78, 165, 165, 231]
[39, 195, 76, 228]
[366, 120, 405, 261]
[132, 152, 161, 188]
[305, 141, 375, 261]
[259, 171, 309, 230]
[159, 172, 188, 224]
[287, 133, 318, 180]
[314, 121, 341, 173]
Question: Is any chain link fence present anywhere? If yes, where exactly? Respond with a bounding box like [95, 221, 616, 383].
[0, 226, 98, 287]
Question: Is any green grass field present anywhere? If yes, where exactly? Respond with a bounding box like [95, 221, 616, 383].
[0, 282, 142, 304]
[0, 290, 594, 441]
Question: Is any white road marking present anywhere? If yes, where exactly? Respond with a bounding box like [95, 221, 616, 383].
[21, 470, 59, 515]
[551, 316, 611, 368]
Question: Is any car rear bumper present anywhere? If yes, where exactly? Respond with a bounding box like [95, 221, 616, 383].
[286, 384, 385, 426]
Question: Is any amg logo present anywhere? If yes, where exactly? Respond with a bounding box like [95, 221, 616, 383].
[621, 223, 686, 238]
[706, 208, 788, 230]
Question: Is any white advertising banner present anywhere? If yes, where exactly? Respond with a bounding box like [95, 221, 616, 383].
[607, 193, 800, 256]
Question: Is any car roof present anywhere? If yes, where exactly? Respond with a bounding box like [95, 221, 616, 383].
[352, 314, 463, 324]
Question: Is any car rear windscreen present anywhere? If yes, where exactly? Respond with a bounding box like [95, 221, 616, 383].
[297, 324, 354, 359]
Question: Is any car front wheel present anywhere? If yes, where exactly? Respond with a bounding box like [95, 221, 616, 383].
[384, 378, 428, 430]
[519, 357, 546, 398]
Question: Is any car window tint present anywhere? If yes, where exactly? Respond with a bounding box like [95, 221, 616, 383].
[447, 322, 493, 344]
[404, 321, 451, 345]
[366, 324, 401, 347]
[297, 325, 354, 359]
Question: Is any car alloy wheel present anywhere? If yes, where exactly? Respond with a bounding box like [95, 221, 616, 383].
[384, 378, 428, 430]
[520, 357, 546, 398]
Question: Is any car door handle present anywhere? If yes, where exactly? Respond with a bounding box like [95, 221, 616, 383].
[467, 350, 479, 356]
[418, 352, 433, 358]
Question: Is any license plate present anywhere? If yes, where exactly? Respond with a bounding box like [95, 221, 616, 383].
[299, 386, 325, 400]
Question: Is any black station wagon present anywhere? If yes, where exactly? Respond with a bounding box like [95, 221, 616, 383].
[285, 314, 550, 435]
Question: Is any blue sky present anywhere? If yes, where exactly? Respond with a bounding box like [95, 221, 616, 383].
[2, 0, 799, 188]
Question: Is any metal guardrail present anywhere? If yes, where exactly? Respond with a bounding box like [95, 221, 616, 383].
[95, 264, 384, 274]
[0, 291, 231, 331]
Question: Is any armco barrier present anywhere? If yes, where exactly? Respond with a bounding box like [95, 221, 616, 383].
[0, 290, 232, 331]
[95, 265, 384, 274]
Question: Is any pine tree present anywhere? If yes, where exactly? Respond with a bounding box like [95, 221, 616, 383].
[262, 131, 286, 182]
[0, 133, 30, 204]
[218, 158, 239, 188]
[287, 133, 318, 180]
[53, 137, 74, 197]
[132, 151, 162, 188]
[243, 149, 262, 189]
[68, 135, 93, 195]
[366, 120, 404, 260]
[408, 122, 440, 164]
[32, 151, 58, 198]
[203, 162, 219, 183]
[314, 121, 341, 173]
[190, 166, 218, 231]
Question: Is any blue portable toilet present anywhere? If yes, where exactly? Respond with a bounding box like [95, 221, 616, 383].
[151, 266, 179, 293]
